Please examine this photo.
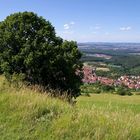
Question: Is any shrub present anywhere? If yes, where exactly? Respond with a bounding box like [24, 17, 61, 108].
[116, 86, 132, 96]
[94, 88, 101, 94]
[82, 92, 90, 97]
[101, 85, 114, 92]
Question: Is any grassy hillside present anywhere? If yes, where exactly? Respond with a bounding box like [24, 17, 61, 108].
[0, 76, 140, 140]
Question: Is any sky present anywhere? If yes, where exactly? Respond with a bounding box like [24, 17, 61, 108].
[0, 0, 140, 42]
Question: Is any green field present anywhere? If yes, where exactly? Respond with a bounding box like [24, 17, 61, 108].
[0, 77, 140, 140]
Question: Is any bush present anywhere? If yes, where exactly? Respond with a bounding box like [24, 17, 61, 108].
[101, 85, 114, 92]
[116, 86, 132, 96]
[82, 92, 90, 97]
[0, 12, 83, 99]
[94, 88, 101, 94]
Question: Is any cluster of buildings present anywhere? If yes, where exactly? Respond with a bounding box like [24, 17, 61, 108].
[82, 66, 140, 89]
[117, 76, 140, 89]
[82, 66, 114, 85]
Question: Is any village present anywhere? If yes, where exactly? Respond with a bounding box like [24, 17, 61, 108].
[82, 66, 140, 89]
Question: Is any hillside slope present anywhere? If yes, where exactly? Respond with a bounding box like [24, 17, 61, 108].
[0, 76, 140, 140]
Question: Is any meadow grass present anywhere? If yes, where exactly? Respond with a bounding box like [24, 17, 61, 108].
[0, 76, 140, 140]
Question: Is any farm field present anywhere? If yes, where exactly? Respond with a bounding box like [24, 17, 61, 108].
[0, 77, 140, 140]
[80, 43, 140, 78]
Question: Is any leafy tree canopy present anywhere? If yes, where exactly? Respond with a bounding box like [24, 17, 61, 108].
[0, 12, 83, 98]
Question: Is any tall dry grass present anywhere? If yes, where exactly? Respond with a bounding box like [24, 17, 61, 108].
[0, 75, 140, 140]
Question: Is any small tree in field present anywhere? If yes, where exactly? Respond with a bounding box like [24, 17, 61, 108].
[0, 12, 83, 99]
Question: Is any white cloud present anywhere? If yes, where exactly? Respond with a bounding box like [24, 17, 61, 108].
[94, 26, 101, 30]
[89, 25, 102, 31]
[57, 21, 76, 40]
[64, 24, 70, 30]
[70, 21, 75, 25]
[63, 21, 75, 30]
[120, 26, 132, 31]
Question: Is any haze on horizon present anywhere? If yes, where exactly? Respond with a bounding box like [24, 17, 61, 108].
[0, 0, 140, 43]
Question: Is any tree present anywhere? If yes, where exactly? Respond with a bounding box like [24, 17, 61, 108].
[0, 12, 83, 99]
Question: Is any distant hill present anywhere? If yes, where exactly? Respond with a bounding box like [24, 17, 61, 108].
[78, 42, 140, 51]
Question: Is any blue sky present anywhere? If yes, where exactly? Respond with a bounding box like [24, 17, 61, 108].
[0, 0, 140, 42]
